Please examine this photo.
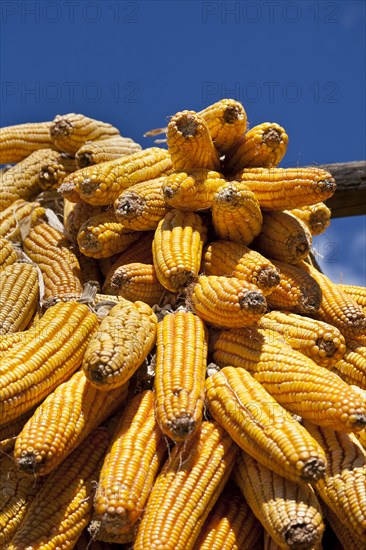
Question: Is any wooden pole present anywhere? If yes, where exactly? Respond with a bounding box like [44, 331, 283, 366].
[321, 161, 366, 218]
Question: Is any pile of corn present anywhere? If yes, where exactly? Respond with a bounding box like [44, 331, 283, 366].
[0, 102, 365, 550]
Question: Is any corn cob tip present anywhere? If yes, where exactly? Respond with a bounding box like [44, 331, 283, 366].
[315, 336, 343, 358]
[162, 185, 174, 199]
[165, 413, 197, 440]
[16, 453, 37, 475]
[114, 191, 145, 218]
[262, 126, 283, 147]
[50, 114, 72, 138]
[257, 265, 281, 288]
[223, 104, 245, 124]
[285, 519, 321, 550]
[173, 113, 200, 137]
[239, 290, 267, 312]
[77, 152, 92, 168]
[317, 178, 336, 195]
[79, 177, 99, 196]
[301, 456, 326, 482]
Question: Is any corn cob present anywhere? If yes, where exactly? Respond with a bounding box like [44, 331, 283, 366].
[211, 181, 263, 245]
[263, 531, 322, 550]
[234, 167, 336, 210]
[83, 298, 157, 389]
[0, 408, 36, 454]
[9, 428, 109, 549]
[298, 261, 366, 338]
[0, 120, 53, 164]
[0, 262, 39, 334]
[152, 209, 207, 292]
[105, 262, 165, 305]
[289, 203, 331, 236]
[225, 122, 288, 173]
[167, 110, 221, 171]
[50, 113, 120, 154]
[258, 310, 346, 367]
[323, 502, 365, 550]
[0, 237, 17, 269]
[0, 199, 46, 242]
[23, 219, 83, 304]
[235, 451, 324, 550]
[303, 421, 366, 541]
[77, 209, 140, 259]
[337, 284, 366, 308]
[162, 169, 226, 211]
[0, 330, 29, 359]
[199, 98, 248, 154]
[134, 421, 238, 550]
[14, 370, 128, 476]
[193, 481, 262, 550]
[92, 390, 166, 541]
[202, 240, 280, 296]
[114, 176, 170, 230]
[332, 337, 366, 389]
[253, 210, 312, 264]
[0, 301, 98, 425]
[0, 454, 42, 546]
[266, 260, 322, 314]
[75, 135, 142, 168]
[37, 151, 76, 190]
[75, 531, 113, 549]
[63, 199, 103, 244]
[206, 366, 326, 482]
[188, 275, 267, 328]
[155, 311, 208, 440]
[57, 177, 83, 203]
[212, 327, 366, 432]
[61, 147, 172, 206]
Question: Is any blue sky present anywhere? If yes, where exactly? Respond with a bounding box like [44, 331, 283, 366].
[1, 0, 365, 284]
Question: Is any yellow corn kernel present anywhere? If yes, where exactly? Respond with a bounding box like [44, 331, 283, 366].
[155, 311, 208, 440]
[23, 219, 83, 305]
[199, 99, 247, 154]
[206, 366, 326, 482]
[323, 502, 365, 550]
[235, 451, 324, 550]
[0, 199, 45, 242]
[0, 302, 98, 426]
[162, 169, 226, 211]
[202, 240, 280, 296]
[258, 310, 346, 367]
[0, 120, 53, 164]
[289, 203, 331, 236]
[224, 122, 288, 173]
[0, 237, 17, 269]
[234, 167, 336, 210]
[14, 371, 128, 477]
[77, 210, 140, 259]
[298, 261, 366, 338]
[0, 262, 39, 334]
[333, 338, 366, 388]
[134, 421, 238, 550]
[105, 262, 165, 306]
[211, 181, 263, 245]
[8, 428, 109, 549]
[92, 390, 166, 541]
[212, 327, 366, 432]
[83, 298, 157, 389]
[337, 284, 366, 308]
[0, 330, 30, 359]
[266, 259, 322, 314]
[188, 275, 267, 328]
[253, 210, 312, 264]
[50, 112, 120, 154]
[152, 209, 207, 292]
[167, 110, 221, 171]
[63, 199, 103, 244]
[75, 135, 142, 168]
[37, 151, 76, 190]
[114, 176, 169, 230]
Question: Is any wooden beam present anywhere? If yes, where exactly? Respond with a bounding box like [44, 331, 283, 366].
[320, 161, 366, 218]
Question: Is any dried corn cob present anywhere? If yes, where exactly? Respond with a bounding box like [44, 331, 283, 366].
[77, 209, 140, 259]
[337, 284, 366, 308]
[258, 311, 346, 367]
[266, 260, 322, 314]
[188, 275, 267, 328]
[323, 502, 365, 550]
[167, 110, 221, 171]
[235, 451, 324, 550]
[0, 237, 17, 269]
[234, 167, 336, 210]
[225, 122, 288, 173]
[152, 209, 207, 292]
[50, 113, 120, 154]
[0, 262, 39, 334]
[75, 135, 142, 168]
[202, 240, 280, 296]
[134, 421, 238, 550]
[105, 262, 165, 305]
[92, 390, 166, 541]
[63, 199, 103, 244]
[114, 176, 169, 230]
[193, 481, 262, 550]
[199, 98, 248, 154]
[0, 330, 29, 359]
[9, 428, 109, 549]
[0, 120, 53, 163]
[14, 370, 128, 476]
[162, 169, 226, 211]
[23, 219, 83, 305]
[155, 310, 208, 440]
[83, 298, 157, 389]
[303, 421, 366, 542]
[75, 531, 113, 549]
[0, 301, 98, 425]
[211, 181, 263, 245]
[57, 177, 82, 203]
[253, 210, 312, 264]
[289, 203, 331, 236]
[299, 261, 366, 338]
[61, 147, 172, 206]
[212, 327, 366, 432]
[206, 366, 326, 482]
[332, 337, 366, 389]
[37, 151, 76, 190]
[0, 199, 45, 242]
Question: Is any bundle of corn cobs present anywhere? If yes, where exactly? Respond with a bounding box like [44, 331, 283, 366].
[0, 101, 365, 550]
